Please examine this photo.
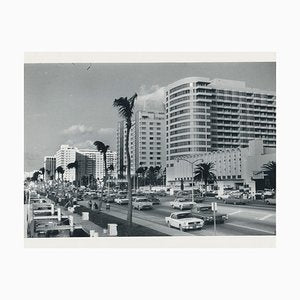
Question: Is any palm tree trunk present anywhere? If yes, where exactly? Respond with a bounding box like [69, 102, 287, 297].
[99, 153, 108, 211]
[126, 126, 133, 228]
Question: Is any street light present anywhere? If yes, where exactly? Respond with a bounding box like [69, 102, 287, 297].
[176, 157, 203, 203]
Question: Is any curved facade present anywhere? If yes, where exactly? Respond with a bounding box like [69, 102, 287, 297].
[165, 77, 212, 165]
[165, 76, 276, 185]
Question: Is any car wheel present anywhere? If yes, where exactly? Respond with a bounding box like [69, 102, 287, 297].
[266, 201, 270, 205]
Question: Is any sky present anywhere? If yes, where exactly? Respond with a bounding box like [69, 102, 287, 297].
[24, 62, 276, 172]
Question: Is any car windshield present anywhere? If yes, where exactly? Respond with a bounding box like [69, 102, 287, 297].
[177, 213, 192, 219]
[179, 198, 189, 202]
[198, 207, 212, 212]
[136, 198, 147, 202]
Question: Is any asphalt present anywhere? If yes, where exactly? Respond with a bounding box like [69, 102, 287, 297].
[82, 196, 276, 236]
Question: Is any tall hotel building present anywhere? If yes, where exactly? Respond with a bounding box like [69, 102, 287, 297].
[55, 145, 77, 182]
[165, 77, 276, 183]
[117, 110, 166, 176]
[43, 156, 56, 180]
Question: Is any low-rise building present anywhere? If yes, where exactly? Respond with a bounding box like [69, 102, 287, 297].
[168, 139, 275, 194]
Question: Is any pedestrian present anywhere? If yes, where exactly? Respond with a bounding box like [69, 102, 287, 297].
[94, 202, 98, 210]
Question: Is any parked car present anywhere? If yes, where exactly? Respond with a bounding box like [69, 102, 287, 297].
[191, 205, 228, 223]
[255, 190, 265, 199]
[147, 194, 160, 205]
[264, 194, 276, 205]
[170, 198, 194, 210]
[176, 191, 204, 203]
[132, 197, 153, 210]
[114, 197, 129, 205]
[165, 212, 204, 231]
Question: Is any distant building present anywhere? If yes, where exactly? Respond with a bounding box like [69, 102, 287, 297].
[43, 156, 56, 180]
[168, 139, 275, 194]
[116, 110, 166, 176]
[76, 148, 117, 184]
[134, 110, 166, 171]
[55, 145, 77, 182]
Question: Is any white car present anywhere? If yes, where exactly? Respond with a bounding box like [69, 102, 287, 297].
[165, 212, 204, 231]
[132, 197, 153, 210]
[114, 198, 129, 205]
[216, 194, 230, 200]
[264, 197, 276, 205]
[170, 198, 194, 210]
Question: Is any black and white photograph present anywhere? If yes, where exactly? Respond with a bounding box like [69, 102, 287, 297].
[24, 55, 276, 242]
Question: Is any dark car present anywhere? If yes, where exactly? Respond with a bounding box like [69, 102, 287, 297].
[147, 194, 160, 205]
[191, 205, 228, 223]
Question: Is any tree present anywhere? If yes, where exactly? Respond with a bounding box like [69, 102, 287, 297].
[262, 161, 276, 189]
[113, 93, 137, 228]
[39, 167, 45, 181]
[56, 166, 64, 181]
[194, 162, 217, 193]
[67, 161, 79, 186]
[94, 141, 110, 210]
[32, 171, 40, 182]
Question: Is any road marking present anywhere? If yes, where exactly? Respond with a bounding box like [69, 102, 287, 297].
[225, 223, 275, 234]
[257, 214, 275, 221]
[228, 210, 242, 216]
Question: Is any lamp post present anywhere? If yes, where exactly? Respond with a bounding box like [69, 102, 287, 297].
[176, 157, 203, 203]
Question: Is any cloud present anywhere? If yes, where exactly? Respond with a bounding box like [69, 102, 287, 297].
[136, 84, 165, 111]
[61, 124, 93, 135]
[60, 125, 116, 150]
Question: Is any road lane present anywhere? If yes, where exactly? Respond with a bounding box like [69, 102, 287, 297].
[82, 197, 276, 236]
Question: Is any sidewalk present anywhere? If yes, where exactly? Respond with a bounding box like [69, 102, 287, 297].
[80, 201, 193, 236]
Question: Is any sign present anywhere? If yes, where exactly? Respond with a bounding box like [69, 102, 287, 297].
[211, 202, 217, 212]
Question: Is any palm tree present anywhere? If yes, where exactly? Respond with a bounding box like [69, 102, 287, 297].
[113, 93, 137, 228]
[39, 167, 45, 181]
[262, 161, 276, 189]
[194, 162, 217, 194]
[56, 166, 64, 181]
[67, 161, 79, 187]
[94, 141, 110, 210]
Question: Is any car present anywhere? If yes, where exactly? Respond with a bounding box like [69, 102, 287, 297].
[117, 191, 128, 198]
[255, 190, 265, 199]
[170, 198, 194, 210]
[147, 194, 160, 205]
[191, 205, 228, 223]
[216, 194, 231, 200]
[203, 191, 218, 197]
[165, 212, 204, 231]
[223, 195, 250, 205]
[104, 195, 116, 203]
[156, 190, 167, 197]
[264, 194, 276, 205]
[132, 197, 153, 210]
[114, 197, 129, 205]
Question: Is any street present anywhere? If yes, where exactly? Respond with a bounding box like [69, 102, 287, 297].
[83, 196, 276, 236]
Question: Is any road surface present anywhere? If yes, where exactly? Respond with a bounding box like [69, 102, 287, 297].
[83, 196, 276, 236]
